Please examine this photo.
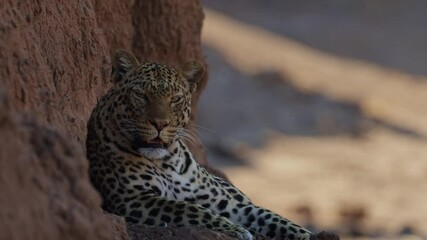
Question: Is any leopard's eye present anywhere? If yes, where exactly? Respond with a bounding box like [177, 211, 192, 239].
[171, 95, 182, 103]
[134, 91, 149, 102]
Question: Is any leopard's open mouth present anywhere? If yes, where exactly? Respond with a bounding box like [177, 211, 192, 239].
[135, 136, 168, 149]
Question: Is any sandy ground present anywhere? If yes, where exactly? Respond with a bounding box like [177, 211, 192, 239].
[197, 5, 427, 239]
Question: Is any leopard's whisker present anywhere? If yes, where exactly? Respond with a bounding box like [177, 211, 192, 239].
[190, 122, 216, 133]
[179, 129, 204, 146]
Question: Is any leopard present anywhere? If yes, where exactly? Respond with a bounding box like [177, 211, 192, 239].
[86, 50, 313, 240]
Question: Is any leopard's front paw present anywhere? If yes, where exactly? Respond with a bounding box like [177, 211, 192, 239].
[297, 232, 312, 240]
[224, 225, 253, 240]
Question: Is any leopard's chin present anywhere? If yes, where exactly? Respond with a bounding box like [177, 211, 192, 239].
[134, 136, 171, 160]
[138, 147, 169, 160]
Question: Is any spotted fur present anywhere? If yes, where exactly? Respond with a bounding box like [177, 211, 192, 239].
[86, 50, 312, 240]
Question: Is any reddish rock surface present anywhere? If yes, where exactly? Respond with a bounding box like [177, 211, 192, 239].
[0, 0, 214, 239]
[0, 0, 110, 145]
[0, 94, 128, 240]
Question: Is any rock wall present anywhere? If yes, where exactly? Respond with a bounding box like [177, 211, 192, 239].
[0, 0, 110, 145]
[0, 94, 128, 240]
[0, 0, 210, 239]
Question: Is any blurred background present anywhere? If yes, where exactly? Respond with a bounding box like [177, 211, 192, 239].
[197, 1, 427, 239]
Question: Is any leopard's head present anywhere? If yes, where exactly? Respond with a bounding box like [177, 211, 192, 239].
[108, 50, 204, 160]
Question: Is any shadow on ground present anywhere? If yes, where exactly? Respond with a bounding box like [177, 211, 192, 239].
[197, 46, 426, 167]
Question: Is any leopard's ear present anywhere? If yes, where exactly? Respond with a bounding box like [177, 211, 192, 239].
[182, 61, 205, 93]
[112, 49, 139, 83]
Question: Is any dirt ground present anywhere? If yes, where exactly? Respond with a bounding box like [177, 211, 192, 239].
[198, 2, 427, 239]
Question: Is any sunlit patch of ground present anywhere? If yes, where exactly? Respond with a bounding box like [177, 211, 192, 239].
[199, 8, 427, 239]
[226, 130, 427, 239]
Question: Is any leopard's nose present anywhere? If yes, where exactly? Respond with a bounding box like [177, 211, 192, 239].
[150, 120, 169, 131]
